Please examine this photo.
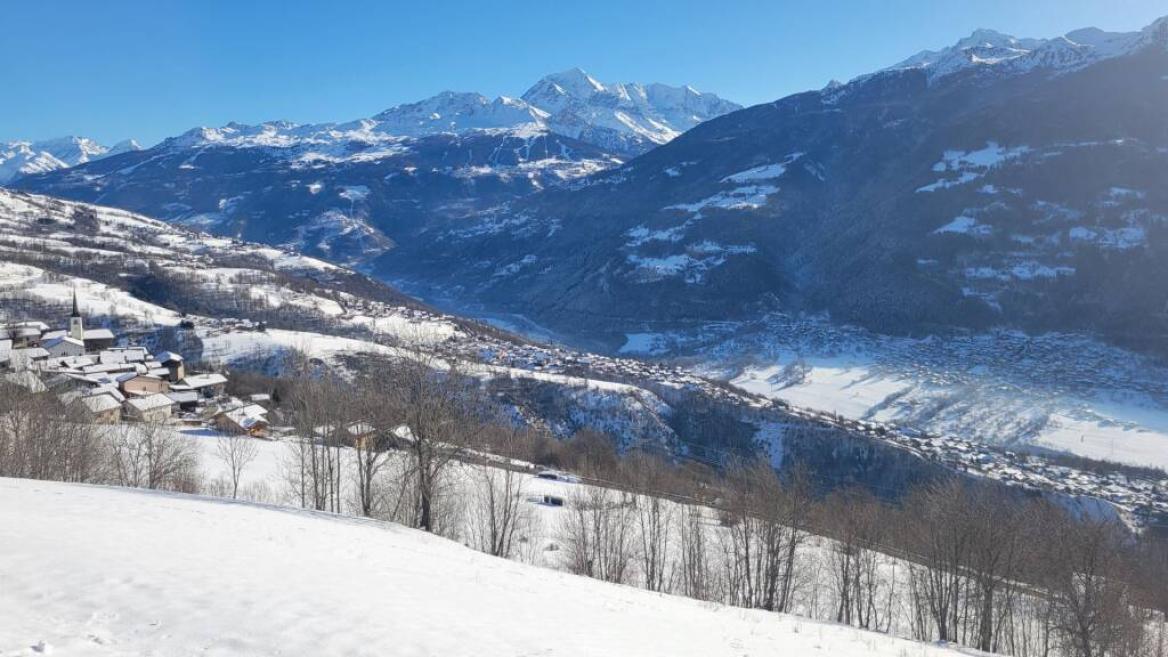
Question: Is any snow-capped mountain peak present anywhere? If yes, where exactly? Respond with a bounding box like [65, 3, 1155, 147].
[886, 14, 1168, 82]
[520, 68, 742, 155]
[0, 135, 140, 184]
[372, 90, 548, 136]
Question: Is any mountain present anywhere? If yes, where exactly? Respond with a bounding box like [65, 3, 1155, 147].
[9, 70, 735, 266]
[0, 136, 140, 183]
[12, 21, 1168, 358]
[364, 15, 1168, 356]
[522, 68, 742, 155]
[111, 69, 737, 159]
[885, 17, 1168, 81]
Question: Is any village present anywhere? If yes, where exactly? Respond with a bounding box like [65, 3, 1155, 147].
[3, 298, 1167, 529]
[0, 295, 269, 437]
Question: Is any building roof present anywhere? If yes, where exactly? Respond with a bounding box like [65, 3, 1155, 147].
[115, 371, 153, 383]
[166, 390, 200, 404]
[125, 393, 175, 412]
[156, 351, 183, 363]
[83, 328, 115, 341]
[181, 373, 228, 389]
[43, 336, 84, 350]
[89, 385, 126, 403]
[218, 404, 269, 431]
[81, 394, 121, 414]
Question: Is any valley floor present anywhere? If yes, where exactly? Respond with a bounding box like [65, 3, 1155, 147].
[617, 315, 1168, 471]
[0, 478, 973, 657]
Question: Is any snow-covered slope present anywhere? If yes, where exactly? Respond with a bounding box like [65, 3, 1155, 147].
[0, 478, 974, 657]
[0, 136, 140, 183]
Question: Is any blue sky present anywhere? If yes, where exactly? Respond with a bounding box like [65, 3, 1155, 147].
[3, 0, 1166, 146]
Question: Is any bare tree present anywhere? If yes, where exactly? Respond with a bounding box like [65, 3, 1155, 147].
[391, 357, 486, 532]
[676, 504, 715, 601]
[623, 450, 677, 592]
[560, 486, 636, 584]
[215, 432, 259, 499]
[0, 384, 104, 482]
[108, 420, 200, 492]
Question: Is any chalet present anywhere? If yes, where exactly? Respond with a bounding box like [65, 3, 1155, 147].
[165, 390, 201, 412]
[79, 393, 122, 424]
[81, 328, 116, 352]
[174, 373, 228, 399]
[156, 351, 186, 382]
[118, 373, 170, 396]
[313, 422, 379, 448]
[3, 322, 48, 348]
[212, 404, 270, 437]
[43, 336, 85, 358]
[99, 348, 148, 365]
[123, 393, 176, 423]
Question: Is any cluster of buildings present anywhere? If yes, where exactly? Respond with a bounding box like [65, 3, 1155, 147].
[0, 298, 269, 436]
[782, 405, 1168, 527]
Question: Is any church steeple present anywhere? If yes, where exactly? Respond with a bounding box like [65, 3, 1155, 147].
[68, 288, 84, 341]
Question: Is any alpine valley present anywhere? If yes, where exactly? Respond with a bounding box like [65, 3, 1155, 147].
[10, 19, 1168, 472]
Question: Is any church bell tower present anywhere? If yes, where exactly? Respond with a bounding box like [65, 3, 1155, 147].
[68, 289, 84, 341]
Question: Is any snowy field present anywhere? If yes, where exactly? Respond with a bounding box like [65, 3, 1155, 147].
[0, 478, 973, 657]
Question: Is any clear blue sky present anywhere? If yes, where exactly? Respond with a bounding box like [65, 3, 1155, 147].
[3, 0, 1166, 146]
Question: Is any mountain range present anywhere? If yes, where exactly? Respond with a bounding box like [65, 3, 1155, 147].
[0, 136, 141, 183]
[10, 18, 1168, 357]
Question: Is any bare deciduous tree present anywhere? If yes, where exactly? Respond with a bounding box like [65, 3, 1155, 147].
[215, 432, 259, 499]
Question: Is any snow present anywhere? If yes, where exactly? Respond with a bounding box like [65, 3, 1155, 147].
[720, 154, 803, 184]
[619, 332, 669, 355]
[933, 215, 992, 236]
[0, 478, 974, 657]
[667, 185, 779, 213]
[880, 18, 1155, 84]
[917, 142, 1031, 193]
[0, 136, 140, 183]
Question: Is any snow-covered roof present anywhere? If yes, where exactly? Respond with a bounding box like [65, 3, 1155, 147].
[82, 328, 115, 340]
[84, 362, 137, 374]
[89, 385, 125, 403]
[166, 390, 200, 404]
[181, 373, 228, 388]
[156, 351, 183, 363]
[219, 404, 269, 430]
[81, 394, 121, 414]
[43, 336, 84, 349]
[124, 393, 175, 412]
[116, 371, 160, 383]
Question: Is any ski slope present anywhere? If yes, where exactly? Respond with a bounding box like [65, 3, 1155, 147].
[0, 478, 973, 657]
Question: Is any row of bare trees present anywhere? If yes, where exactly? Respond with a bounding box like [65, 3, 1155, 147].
[546, 453, 1167, 657]
[0, 382, 201, 492]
